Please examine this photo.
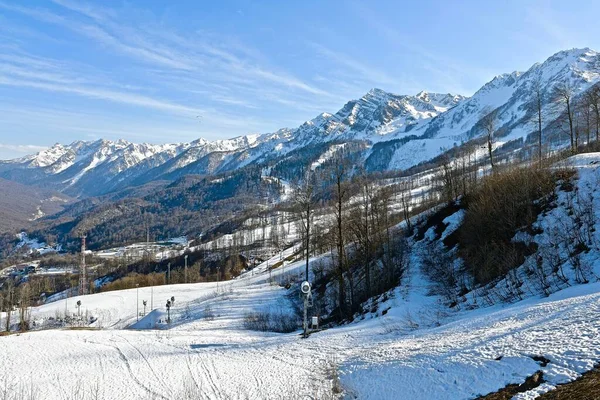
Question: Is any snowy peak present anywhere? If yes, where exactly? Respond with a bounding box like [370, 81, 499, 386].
[532, 47, 600, 86]
[4, 47, 600, 196]
[415, 91, 467, 111]
[21, 143, 68, 168]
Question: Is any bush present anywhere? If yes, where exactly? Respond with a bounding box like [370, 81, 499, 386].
[243, 309, 298, 333]
[100, 272, 165, 292]
[458, 166, 565, 284]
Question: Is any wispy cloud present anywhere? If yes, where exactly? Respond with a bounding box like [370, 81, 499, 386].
[524, 8, 575, 50]
[0, 75, 202, 115]
[348, 2, 493, 95]
[0, 53, 202, 116]
[308, 42, 397, 87]
[1, 0, 339, 115]
[50, 0, 115, 21]
[0, 143, 48, 159]
[1, 0, 384, 154]
[46, 0, 330, 97]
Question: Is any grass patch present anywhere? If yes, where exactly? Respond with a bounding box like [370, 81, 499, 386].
[538, 367, 600, 399]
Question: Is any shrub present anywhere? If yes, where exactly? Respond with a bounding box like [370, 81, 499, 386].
[458, 166, 565, 284]
[243, 309, 298, 333]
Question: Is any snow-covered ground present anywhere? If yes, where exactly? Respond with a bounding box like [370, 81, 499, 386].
[3, 154, 600, 399]
[1, 242, 600, 399]
[15, 232, 62, 255]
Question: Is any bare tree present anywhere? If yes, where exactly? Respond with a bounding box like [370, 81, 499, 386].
[399, 178, 413, 231]
[440, 155, 460, 202]
[294, 172, 317, 282]
[4, 281, 13, 332]
[330, 154, 350, 319]
[554, 81, 576, 152]
[481, 108, 498, 171]
[530, 75, 544, 162]
[586, 85, 600, 142]
[579, 95, 593, 145]
[18, 284, 30, 332]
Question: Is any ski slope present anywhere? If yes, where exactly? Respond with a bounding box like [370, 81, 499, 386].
[4, 155, 600, 399]
[1, 250, 599, 399]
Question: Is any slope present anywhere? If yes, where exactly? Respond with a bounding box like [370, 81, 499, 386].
[2, 187, 600, 400]
[0, 177, 71, 233]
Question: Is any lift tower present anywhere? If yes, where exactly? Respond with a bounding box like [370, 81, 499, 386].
[79, 235, 88, 295]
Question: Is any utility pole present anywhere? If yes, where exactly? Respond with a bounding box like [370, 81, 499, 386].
[136, 284, 139, 322]
[166, 299, 171, 324]
[300, 281, 312, 338]
[184, 255, 188, 283]
[79, 235, 87, 295]
[167, 263, 171, 284]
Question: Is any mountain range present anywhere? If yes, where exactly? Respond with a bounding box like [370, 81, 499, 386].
[2, 48, 599, 199]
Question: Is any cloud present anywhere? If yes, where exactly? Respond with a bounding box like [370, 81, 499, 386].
[0, 74, 202, 116]
[0, 0, 362, 146]
[0, 143, 48, 159]
[524, 8, 575, 50]
[348, 2, 493, 95]
[46, 0, 329, 97]
[0, 143, 48, 152]
[3, 1, 337, 107]
[50, 0, 115, 21]
[308, 42, 398, 87]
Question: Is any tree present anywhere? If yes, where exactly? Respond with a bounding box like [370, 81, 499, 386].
[579, 95, 593, 145]
[330, 154, 351, 319]
[293, 172, 317, 282]
[18, 284, 31, 331]
[4, 280, 13, 332]
[530, 75, 544, 162]
[349, 171, 377, 298]
[481, 108, 498, 171]
[554, 81, 576, 152]
[586, 85, 600, 142]
[440, 155, 460, 202]
[399, 178, 413, 231]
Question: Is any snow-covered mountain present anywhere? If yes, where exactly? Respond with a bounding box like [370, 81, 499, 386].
[2, 48, 599, 197]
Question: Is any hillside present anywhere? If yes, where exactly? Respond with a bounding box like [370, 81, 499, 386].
[1, 203, 600, 399]
[1, 152, 600, 398]
[0, 177, 71, 233]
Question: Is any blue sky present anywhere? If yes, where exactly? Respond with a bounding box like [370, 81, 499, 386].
[0, 0, 598, 159]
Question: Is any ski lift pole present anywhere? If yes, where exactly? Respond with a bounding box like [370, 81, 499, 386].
[300, 281, 311, 338]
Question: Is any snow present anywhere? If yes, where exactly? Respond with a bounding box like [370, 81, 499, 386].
[310, 143, 347, 170]
[129, 309, 166, 329]
[28, 205, 45, 221]
[4, 49, 600, 397]
[2, 225, 600, 399]
[15, 232, 61, 255]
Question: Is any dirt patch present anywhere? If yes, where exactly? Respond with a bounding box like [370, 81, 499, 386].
[62, 326, 100, 331]
[538, 367, 600, 399]
[477, 371, 544, 400]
